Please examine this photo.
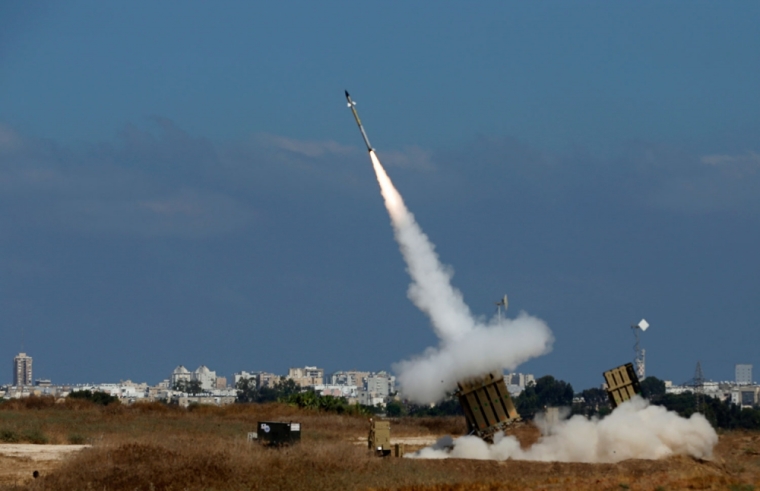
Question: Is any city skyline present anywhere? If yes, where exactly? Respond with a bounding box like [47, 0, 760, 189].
[6, 350, 756, 391]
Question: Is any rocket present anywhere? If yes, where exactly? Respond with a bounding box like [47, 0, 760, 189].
[345, 90, 373, 152]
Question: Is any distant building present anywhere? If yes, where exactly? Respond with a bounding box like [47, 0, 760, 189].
[331, 370, 370, 387]
[736, 364, 753, 385]
[192, 366, 217, 391]
[505, 372, 534, 388]
[233, 371, 280, 389]
[315, 385, 358, 398]
[366, 371, 395, 397]
[233, 371, 254, 387]
[740, 387, 758, 408]
[13, 353, 32, 387]
[171, 366, 191, 388]
[288, 366, 324, 387]
[358, 390, 385, 407]
[257, 372, 280, 389]
[214, 377, 227, 389]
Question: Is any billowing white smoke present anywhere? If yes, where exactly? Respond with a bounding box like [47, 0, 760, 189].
[409, 396, 718, 462]
[369, 151, 554, 403]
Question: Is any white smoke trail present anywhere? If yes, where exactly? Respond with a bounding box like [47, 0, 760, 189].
[369, 151, 554, 403]
[408, 396, 719, 462]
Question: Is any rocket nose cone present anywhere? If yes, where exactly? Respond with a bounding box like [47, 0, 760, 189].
[345, 90, 350, 97]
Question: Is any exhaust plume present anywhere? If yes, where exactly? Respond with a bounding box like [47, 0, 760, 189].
[409, 396, 719, 462]
[369, 151, 553, 403]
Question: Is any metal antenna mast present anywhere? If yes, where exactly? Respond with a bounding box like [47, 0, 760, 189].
[693, 361, 705, 414]
[631, 319, 649, 380]
[495, 295, 508, 323]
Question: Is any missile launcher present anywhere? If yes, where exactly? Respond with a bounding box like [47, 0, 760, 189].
[603, 362, 642, 408]
[456, 371, 521, 442]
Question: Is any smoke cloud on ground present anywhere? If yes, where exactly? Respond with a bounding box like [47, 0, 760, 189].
[408, 396, 718, 462]
[369, 151, 554, 403]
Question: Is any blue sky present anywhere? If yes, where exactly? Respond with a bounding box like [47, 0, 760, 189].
[1, 2, 759, 390]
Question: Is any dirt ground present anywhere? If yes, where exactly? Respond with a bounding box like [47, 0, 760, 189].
[0, 445, 89, 487]
[2, 430, 759, 490]
[0, 401, 758, 490]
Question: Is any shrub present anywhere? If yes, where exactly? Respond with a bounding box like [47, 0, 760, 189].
[24, 428, 49, 444]
[0, 429, 19, 443]
[68, 433, 87, 444]
[68, 390, 119, 406]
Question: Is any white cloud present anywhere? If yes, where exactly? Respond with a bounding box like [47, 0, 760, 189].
[59, 190, 254, 239]
[257, 133, 354, 158]
[701, 152, 760, 166]
[0, 124, 23, 151]
[378, 145, 435, 170]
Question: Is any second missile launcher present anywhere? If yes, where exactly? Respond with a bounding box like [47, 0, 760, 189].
[603, 362, 642, 408]
[456, 371, 521, 442]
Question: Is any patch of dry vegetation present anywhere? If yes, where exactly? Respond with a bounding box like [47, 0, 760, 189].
[0, 397, 758, 490]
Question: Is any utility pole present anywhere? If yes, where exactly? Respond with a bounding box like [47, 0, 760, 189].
[693, 361, 705, 414]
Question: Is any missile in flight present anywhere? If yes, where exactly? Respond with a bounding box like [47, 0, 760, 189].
[345, 90, 373, 152]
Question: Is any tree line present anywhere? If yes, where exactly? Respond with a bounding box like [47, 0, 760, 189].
[195, 373, 760, 430]
[57, 373, 760, 431]
[519, 375, 760, 430]
[235, 377, 380, 416]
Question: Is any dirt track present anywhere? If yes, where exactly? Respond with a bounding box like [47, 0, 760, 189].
[0, 445, 89, 486]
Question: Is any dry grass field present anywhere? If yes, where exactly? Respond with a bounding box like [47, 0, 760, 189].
[0, 397, 758, 490]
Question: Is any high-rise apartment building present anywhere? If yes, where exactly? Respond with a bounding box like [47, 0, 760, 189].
[13, 352, 32, 386]
[736, 364, 753, 385]
[287, 366, 324, 387]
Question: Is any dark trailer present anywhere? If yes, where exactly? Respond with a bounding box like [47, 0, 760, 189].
[257, 421, 301, 446]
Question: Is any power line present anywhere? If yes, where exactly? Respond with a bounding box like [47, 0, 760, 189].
[692, 361, 705, 414]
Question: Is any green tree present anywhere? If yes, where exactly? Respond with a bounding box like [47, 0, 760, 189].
[655, 392, 696, 417]
[68, 390, 119, 406]
[573, 387, 610, 417]
[287, 390, 319, 409]
[235, 378, 258, 403]
[514, 376, 574, 419]
[640, 376, 666, 401]
[385, 399, 407, 417]
[255, 386, 279, 403]
[235, 377, 303, 404]
[654, 393, 760, 430]
[282, 389, 374, 416]
[173, 379, 203, 395]
[273, 378, 300, 400]
[317, 395, 346, 413]
[407, 397, 464, 417]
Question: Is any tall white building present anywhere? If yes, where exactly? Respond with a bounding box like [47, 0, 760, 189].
[736, 364, 753, 385]
[288, 366, 324, 387]
[366, 371, 395, 397]
[233, 371, 254, 387]
[331, 370, 370, 387]
[505, 372, 535, 388]
[193, 365, 217, 391]
[13, 353, 32, 387]
[171, 365, 191, 387]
